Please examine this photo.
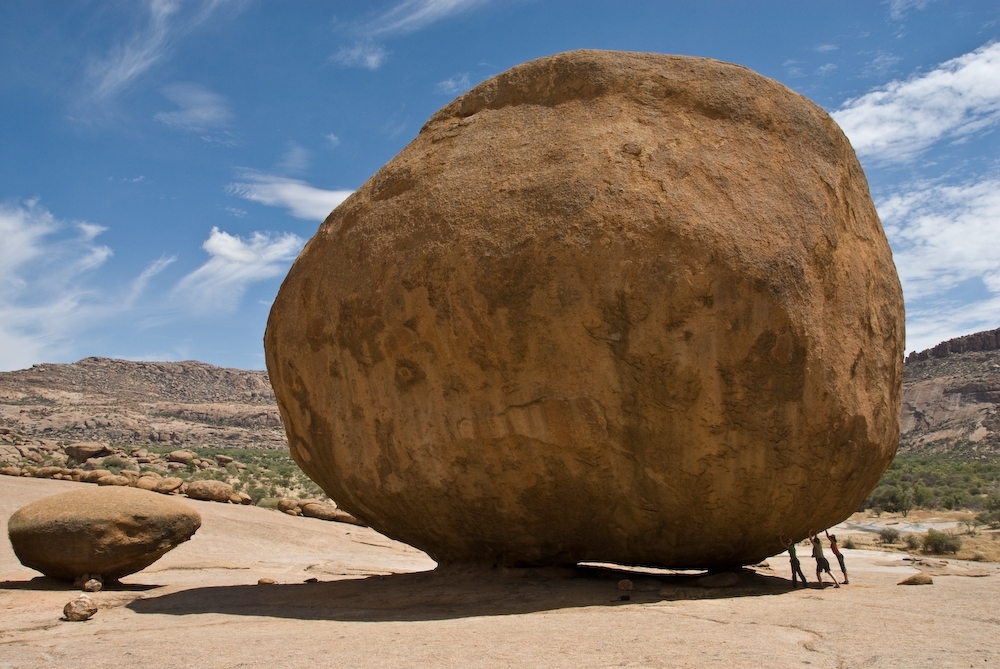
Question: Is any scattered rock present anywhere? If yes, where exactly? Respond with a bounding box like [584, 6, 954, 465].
[7, 486, 201, 581]
[277, 498, 300, 513]
[215, 454, 233, 465]
[135, 477, 159, 492]
[155, 477, 184, 494]
[65, 442, 111, 462]
[83, 578, 103, 593]
[257, 578, 277, 585]
[698, 572, 740, 588]
[185, 480, 234, 503]
[95, 475, 130, 487]
[898, 573, 934, 586]
[63, 595, 98, 621]
[1, 466, 22, 476]
[166, 449, 197, 464]
[82, 469, 112, 483]
[264, 50, 904, 568]
[237, 492, 252, 505]
[617, 579, 634, 591]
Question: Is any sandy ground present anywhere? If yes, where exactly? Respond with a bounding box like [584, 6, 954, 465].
[3, 477, 1000, 668]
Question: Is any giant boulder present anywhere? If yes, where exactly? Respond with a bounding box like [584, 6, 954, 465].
[7, 486, 201, 580]
[264, 50, 904, 568]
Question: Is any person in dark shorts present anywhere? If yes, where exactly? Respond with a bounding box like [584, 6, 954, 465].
[826, 531, 849, 584]
[784, 538, 808, 588]
[810, 534, 840, 587]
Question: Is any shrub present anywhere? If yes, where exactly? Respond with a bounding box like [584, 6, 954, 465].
[923, 529, 961, 554]
[257, 497, 280, 509]
[102, 455, 126, 470]
[843, 537, 856, 550]
[878, 527, 900, 544]
[905, 534, 921, 550]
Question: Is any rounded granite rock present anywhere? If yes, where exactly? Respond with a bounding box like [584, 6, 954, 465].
[8, 486, 201, 581]
[264, 50, 904, 568]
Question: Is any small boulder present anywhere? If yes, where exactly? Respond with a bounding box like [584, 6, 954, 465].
[155, 477, 184, 494]
[185, 480, 234, 503]
[8, 487, 201, 581]
[35, 466, 63, 479]
[166, 449, 197, 464]
[65, 443, 111, 463]
[135, 477, 159, 492]
[1, 466, 22, 476]
[237, 492, 253, 505]
[83, 578, 103, 593]
[698, 572, 740, 588]
[898, 573, 933, 586]
[277, 499, 300, 513]
[82, 469, 112, 483]
[95, 475, 130, 487]
[300, 504, 366, 526]
[617, 579, 634, 591]
[215, 454, 234, 465]
[63, 595, 99, 621]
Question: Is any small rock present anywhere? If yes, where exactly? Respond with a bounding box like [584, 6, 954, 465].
[698, 572, 740, 588]
[284, 508, 300, 516]
[304, 577, 319, 583]
[1, 466, 22, 476]
[65, 443, 111, 463]
[257, 578, 277, 585]
[185, 480, 234, 503]
[898, 573, 933, 586]
[166, 449, 197, 464]
[82, 469, 112, 483]
[83, 578, 103, 593]
[95, 475, 130, 487]
[617, 579, 634, 591]
[63, 595, 99, 621]
[154, 477, 184, 494]
[215, 454, 234, 465]
[237, 492, 252, 505]
[277, 498, 300, 513]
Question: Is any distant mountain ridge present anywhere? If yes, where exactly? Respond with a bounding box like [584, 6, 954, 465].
[901, 327, 1000, 457]
[0, 357, 285, 450]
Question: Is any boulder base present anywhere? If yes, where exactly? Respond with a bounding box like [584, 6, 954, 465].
[264, 50, 904, 568]
[7, 486, 201, 580]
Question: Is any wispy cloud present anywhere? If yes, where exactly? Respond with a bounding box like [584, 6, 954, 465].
[878, 175, 1000, 351]
[888, 0, 932, 21]
[278, 143, 310, 173]
[436, 73, 471, 95]
[363, 0, 487, 36]
[324, 133, 341, 147]
[817, 63, 837, 76]
[334, 42, 389, 70]
[227, 172, 353, 220]
[0, 201, 115, 371]
[832, 41, 1000, 163]
[171, 227, 303, 314]
[335, 1, 487, 70]
[816, 44, 838, 53]
[154, 82, 231, 131]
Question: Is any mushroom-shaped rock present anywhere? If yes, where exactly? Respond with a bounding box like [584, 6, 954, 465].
[7, 487, 201, 581]
[264, 50, 904, 568]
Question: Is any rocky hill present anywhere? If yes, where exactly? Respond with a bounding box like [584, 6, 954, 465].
[901, 327, 1000, 456]
[0, 357, 285, 450]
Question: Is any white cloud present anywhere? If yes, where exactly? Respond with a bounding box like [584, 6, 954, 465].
[334, 42, 389, 70]
[85, 0, 179, 101]
[278, 143, 310, 173]
[877, 176, 1000, 352]
[364, 0, 487, 36]
[0, 201, 115, 371]
[84, 0, 240, 103]
[833, 41, 1000, 163]
[816, 44, 838, 53]
[817, 63, 837, 76]
[436, 73, 471, 95]
[171, 227, 303, 314]
[888, 0, 932, 20]
[325, 133, 341, 147]
[227, 173, 353, 220]
[154, 82, 231, 131]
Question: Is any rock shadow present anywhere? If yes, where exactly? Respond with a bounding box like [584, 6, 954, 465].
[0, 576, 158, 591]
[128, 565, 798, 622]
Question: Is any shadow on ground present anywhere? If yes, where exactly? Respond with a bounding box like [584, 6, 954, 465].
[127, 565, 804, 622]
[0, 576, 158, 591]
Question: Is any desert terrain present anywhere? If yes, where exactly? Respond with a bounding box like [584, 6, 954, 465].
[3, 475, 999, 668]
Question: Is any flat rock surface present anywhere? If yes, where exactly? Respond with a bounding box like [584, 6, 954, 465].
[3, 477, 999, 668]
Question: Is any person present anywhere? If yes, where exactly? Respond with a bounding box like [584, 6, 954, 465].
[826, 531, 849, 584]
[810, 534, 840, 587]
[784, 537, 808, 588]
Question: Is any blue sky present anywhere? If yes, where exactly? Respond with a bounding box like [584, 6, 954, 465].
[1, 0, 999, 371]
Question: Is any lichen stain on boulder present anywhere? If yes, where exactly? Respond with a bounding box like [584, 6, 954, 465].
[264, 50, 904, 568]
